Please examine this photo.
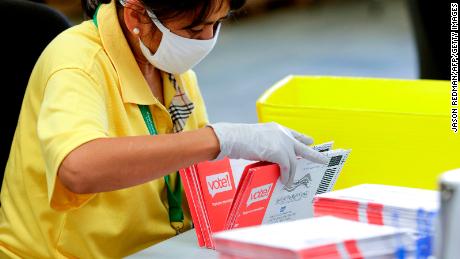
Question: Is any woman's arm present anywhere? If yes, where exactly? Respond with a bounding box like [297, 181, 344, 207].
[58, 127, 219, 194]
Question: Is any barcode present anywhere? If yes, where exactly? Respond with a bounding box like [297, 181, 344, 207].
[316, 167, 339, 195]
[328, 155, 342, 167]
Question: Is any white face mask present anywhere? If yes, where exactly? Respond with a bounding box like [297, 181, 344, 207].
[137, 10, 221, 74]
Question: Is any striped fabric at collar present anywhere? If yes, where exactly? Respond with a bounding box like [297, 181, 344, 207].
[167, 73, 195, 133]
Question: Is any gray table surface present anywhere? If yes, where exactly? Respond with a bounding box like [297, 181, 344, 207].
[127, 230, 218, 259]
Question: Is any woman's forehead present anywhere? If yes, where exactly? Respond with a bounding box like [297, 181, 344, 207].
[209, 0, 231, 19]
[168, 0, 231, 27]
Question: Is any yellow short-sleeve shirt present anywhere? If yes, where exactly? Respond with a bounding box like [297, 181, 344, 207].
[0, 1, 209, 258]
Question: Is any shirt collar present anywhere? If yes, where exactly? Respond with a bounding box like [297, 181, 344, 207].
[96, 1, 157, 105]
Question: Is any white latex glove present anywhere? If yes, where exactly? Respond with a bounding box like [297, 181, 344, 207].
[209, 122, 329, 187]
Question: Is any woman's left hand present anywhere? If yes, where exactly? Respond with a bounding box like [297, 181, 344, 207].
[209, 122, 329, 187]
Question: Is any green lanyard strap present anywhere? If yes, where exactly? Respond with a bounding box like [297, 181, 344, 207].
[92, 8, 184, 232]
[139, 105, 184, 226]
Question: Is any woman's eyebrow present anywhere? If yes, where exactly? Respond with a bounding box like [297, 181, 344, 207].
[203, 14, 230, 25]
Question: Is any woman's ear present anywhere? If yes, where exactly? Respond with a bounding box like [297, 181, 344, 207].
[122, 0, 150, 37]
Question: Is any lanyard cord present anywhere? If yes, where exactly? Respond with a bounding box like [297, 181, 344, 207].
[138, 105, 184, 225]
[92, 7, 184, 232]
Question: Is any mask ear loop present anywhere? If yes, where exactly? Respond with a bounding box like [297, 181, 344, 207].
[146, 9, 171, 34]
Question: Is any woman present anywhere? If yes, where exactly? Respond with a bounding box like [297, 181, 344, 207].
[0, 0, 327, 257]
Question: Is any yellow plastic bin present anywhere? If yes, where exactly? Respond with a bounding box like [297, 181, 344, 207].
[256, 76, 459, 190]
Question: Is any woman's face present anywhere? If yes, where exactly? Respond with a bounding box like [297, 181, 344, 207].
[160, 2, 230, 40]
[123, 0, 230, 62]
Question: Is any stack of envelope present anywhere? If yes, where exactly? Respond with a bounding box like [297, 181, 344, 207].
[313, 184, 439, 257]
[213, 216, 415, 259]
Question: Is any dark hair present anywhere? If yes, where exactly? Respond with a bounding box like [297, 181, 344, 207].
[82, 0, 246, 26]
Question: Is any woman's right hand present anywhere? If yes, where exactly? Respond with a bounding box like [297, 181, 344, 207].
[209, 122, 329, 187]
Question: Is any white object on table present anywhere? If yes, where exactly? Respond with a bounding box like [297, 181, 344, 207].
[127, 230, 218, 259]
[437, 169, 460, 259]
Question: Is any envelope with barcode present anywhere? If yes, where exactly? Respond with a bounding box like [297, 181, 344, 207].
[179, 142, 351, 249]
